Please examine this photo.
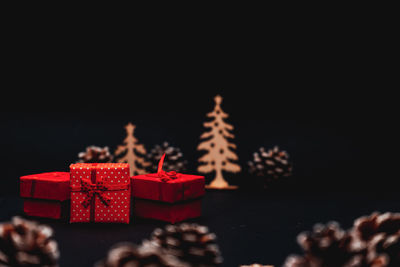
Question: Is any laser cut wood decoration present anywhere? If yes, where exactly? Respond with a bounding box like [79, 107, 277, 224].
[197, 95, 241, 189]
[115, 123, 149, 176]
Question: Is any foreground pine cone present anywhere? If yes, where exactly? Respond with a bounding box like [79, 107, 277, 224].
[248, 146, 292, 185]
[146, 142, 187, 173]
[353, 212, 400, 267]
[96, 242, 188, 267]
[151, 223, 222, 267]
[78, 146, 113, 163]
[240, 264, 274, 267]
[0, 216, 59, 267]
[284, 212, 400, 267]
[284, 222, 364, 267]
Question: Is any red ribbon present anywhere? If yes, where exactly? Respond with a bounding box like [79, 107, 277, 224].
[80, 179, 111, 208]
[157, 170, 178, 182]
[147, 153, 180, 182]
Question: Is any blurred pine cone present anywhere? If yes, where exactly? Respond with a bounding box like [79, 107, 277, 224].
[240, 264, 274, 267]
[151, 223, 223, 267]
[284, 212, 400, 267]
[146, 142, 187, 173]
[95, 242, 188, 267]
[352, 212, 400, 267]
[283, 222, 364, 267]
[78, 146, 113, 163]
[248, 146, 292, 185]
[0, 216, 59, 267]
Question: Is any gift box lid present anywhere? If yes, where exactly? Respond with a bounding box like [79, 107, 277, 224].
[69, 163, 130, 186]
[20, 172, 70, 201]
[131, 154, 205, 203]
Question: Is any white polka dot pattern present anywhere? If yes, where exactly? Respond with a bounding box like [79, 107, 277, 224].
[70, 163, 131, 224]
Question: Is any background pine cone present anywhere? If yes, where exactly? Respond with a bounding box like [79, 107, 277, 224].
[96, 241, 188, 267]
[77, 146, 113, 163]
[146, 142, 187, 173]
[0, 216, 59, 267]
[248, 146, 292, 186]
[284, 212, 400, 267]
[151, 223, 223, 267]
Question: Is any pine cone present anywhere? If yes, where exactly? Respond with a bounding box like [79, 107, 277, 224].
[96, 241, 188, 267]
[151, 223, 223, 267]
[284, 213, 400, 267]
[353, 213, 400, 242]
[248, 146, 292, 183]
[146, 142, 187, 173]
[0, 216, 59, 267]
[78, 146, 113, 163]
[352, 212, 400, 267]
[283, 222, 366, 267]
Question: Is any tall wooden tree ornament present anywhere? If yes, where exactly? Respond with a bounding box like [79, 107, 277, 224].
[197, 95, 241, 189]
[115, 123, 149, 176]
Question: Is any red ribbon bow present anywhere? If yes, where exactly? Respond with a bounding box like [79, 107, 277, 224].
[80, 179, 111, 208]
[155, 153, 179, 182]
[157, 170, 178, 182]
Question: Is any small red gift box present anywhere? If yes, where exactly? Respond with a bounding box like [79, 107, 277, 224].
[70, 163, 131, 224]
[20, 172, 70, 219]
[131, 154, 205, 223]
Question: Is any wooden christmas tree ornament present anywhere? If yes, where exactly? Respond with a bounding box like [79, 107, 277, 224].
[197, 95, 241, 189]
[115, 123, 150, 176]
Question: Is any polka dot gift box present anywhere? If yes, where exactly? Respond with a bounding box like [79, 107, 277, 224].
[70, 163, 131, 224]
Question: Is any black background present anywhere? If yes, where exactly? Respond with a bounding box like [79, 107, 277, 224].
[1, 34, 398, 266]
[0, 86, 394, 195]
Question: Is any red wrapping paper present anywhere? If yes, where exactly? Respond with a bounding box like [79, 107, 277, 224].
[20, 172, 70, 219]
[70, 163, 131, 224]
[20, 172, 70, 201]
[134, 199, 202, 223]
[131, 154, 205, 223]
[23, 200, 69, 219]
[131, 174, 205, 203]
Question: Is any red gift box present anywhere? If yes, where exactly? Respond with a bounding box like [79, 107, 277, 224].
[20, 172, 70, 219]
[131, 154, 205, 223]
[70, 163, 131, 224]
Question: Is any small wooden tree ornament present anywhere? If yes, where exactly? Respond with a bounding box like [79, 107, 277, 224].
[197, 95, 241, 189]
[115, 123, 150, 176]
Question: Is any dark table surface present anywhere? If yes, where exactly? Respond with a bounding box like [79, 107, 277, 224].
[1, 191, 399, 267]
